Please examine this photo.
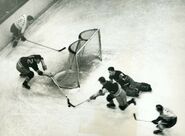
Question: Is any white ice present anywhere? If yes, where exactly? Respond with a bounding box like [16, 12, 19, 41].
[0, 0, 185, 136]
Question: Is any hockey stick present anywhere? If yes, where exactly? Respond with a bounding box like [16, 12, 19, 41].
[26, 39, 66, 52]
[72, 98, 91, 107]
[133, 113, 152, 122]
[50, 77, 75, 107]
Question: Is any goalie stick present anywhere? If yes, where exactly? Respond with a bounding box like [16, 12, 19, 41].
[50, 77, 75, 107]
[26, 39, 66, 52]
[133, 113, 152, 122]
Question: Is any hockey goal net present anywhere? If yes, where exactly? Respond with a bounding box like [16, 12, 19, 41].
[54, 28, 102, 89]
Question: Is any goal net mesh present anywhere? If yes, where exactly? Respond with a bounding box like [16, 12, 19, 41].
[54, 29, 102, 89]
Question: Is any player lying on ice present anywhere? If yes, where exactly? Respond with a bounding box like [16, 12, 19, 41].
[16, 54, 53, 89]
[108, 66, 152, 97]
[89, 76, 136, 110]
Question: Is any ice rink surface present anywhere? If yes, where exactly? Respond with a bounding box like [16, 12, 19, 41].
[0, 0, 185, 136]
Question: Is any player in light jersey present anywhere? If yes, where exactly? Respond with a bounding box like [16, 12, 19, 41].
[10, 14, 34, 47]
[152, 104, 177, 134]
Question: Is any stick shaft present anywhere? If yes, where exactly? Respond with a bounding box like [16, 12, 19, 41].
[135, 119, 151, 122]
[50, 77, 67, 98]
[75, 99, 90, 107]
[27, 40, 64, 52]
[133, 113, 151, 122]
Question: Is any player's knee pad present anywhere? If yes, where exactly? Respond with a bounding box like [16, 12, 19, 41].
[27, 71, 34, 79]
[106, 94, 114, 102]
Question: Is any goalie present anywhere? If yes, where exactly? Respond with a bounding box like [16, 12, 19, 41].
[16, 54, 53, 89]
[108, 67, 152, 97]
[89, 77, 136, 110]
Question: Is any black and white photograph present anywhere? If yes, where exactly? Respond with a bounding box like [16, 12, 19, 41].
[0, 0, 184, 136]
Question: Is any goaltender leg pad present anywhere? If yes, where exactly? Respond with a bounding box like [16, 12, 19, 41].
[122, 86, 139, 97]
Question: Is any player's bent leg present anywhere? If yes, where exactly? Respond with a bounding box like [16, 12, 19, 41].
[22, 71, 34, 89]
[22, 79, 31, 89]
[162, 117, 177, 128]
[16, 63, 30, 77]
[106, 94, 116, 109]
[119, 105, 128, 111]
[127, 98, 136, 105]
[10, 24, 21, 47]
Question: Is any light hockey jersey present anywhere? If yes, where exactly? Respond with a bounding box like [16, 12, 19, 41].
[160, 108, 177, 121]
[14, 14, 27, 33]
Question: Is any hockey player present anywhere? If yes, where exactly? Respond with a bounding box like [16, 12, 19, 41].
[108, 67, 152, 97]
[10, 14, 34, 47]
[89, 77, 136, 110]
[16, 54, 53, 89]
[152, 104, 177, 135]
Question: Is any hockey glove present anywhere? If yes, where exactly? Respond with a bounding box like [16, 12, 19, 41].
[42, 64, 47, 71]
[21, 35, 27, 41]
[152, 120, 158, 124]
[37, 70, 43, 75]
[90, 95, 97, 100]
[98, 89, 105, 96]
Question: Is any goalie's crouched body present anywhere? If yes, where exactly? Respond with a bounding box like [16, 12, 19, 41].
[16, 54, 53, 89]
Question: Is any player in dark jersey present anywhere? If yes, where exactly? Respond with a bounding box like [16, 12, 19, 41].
[89, 77, 136, 110]
[152, 104, 177, 134]
[108, 67, 152, 97]
[16, 54, 53, 89]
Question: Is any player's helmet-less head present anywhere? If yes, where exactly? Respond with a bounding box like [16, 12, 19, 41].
[27, 15, 34, 21]
[32, 55, 43, 63]
[108, 67, 115, 71]
[156, 104, 163, 112]
[108, 67, 115, 76]
[34, 55, 43, 60]
[98, 77, 106, 84]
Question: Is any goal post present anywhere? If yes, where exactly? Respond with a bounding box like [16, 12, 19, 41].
[54, 28, 102, 89]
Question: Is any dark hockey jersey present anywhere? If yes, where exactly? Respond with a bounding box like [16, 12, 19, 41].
[19, 55, 42, 71]
[109, 70, 129, 86]
[102, 81, 119, 94]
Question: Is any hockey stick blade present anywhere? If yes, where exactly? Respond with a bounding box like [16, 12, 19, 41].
[133, 113, 137, 120]
[133, 113, 151, 122]
[58, 47, 66, 52]
[67, 98, 75, 107]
